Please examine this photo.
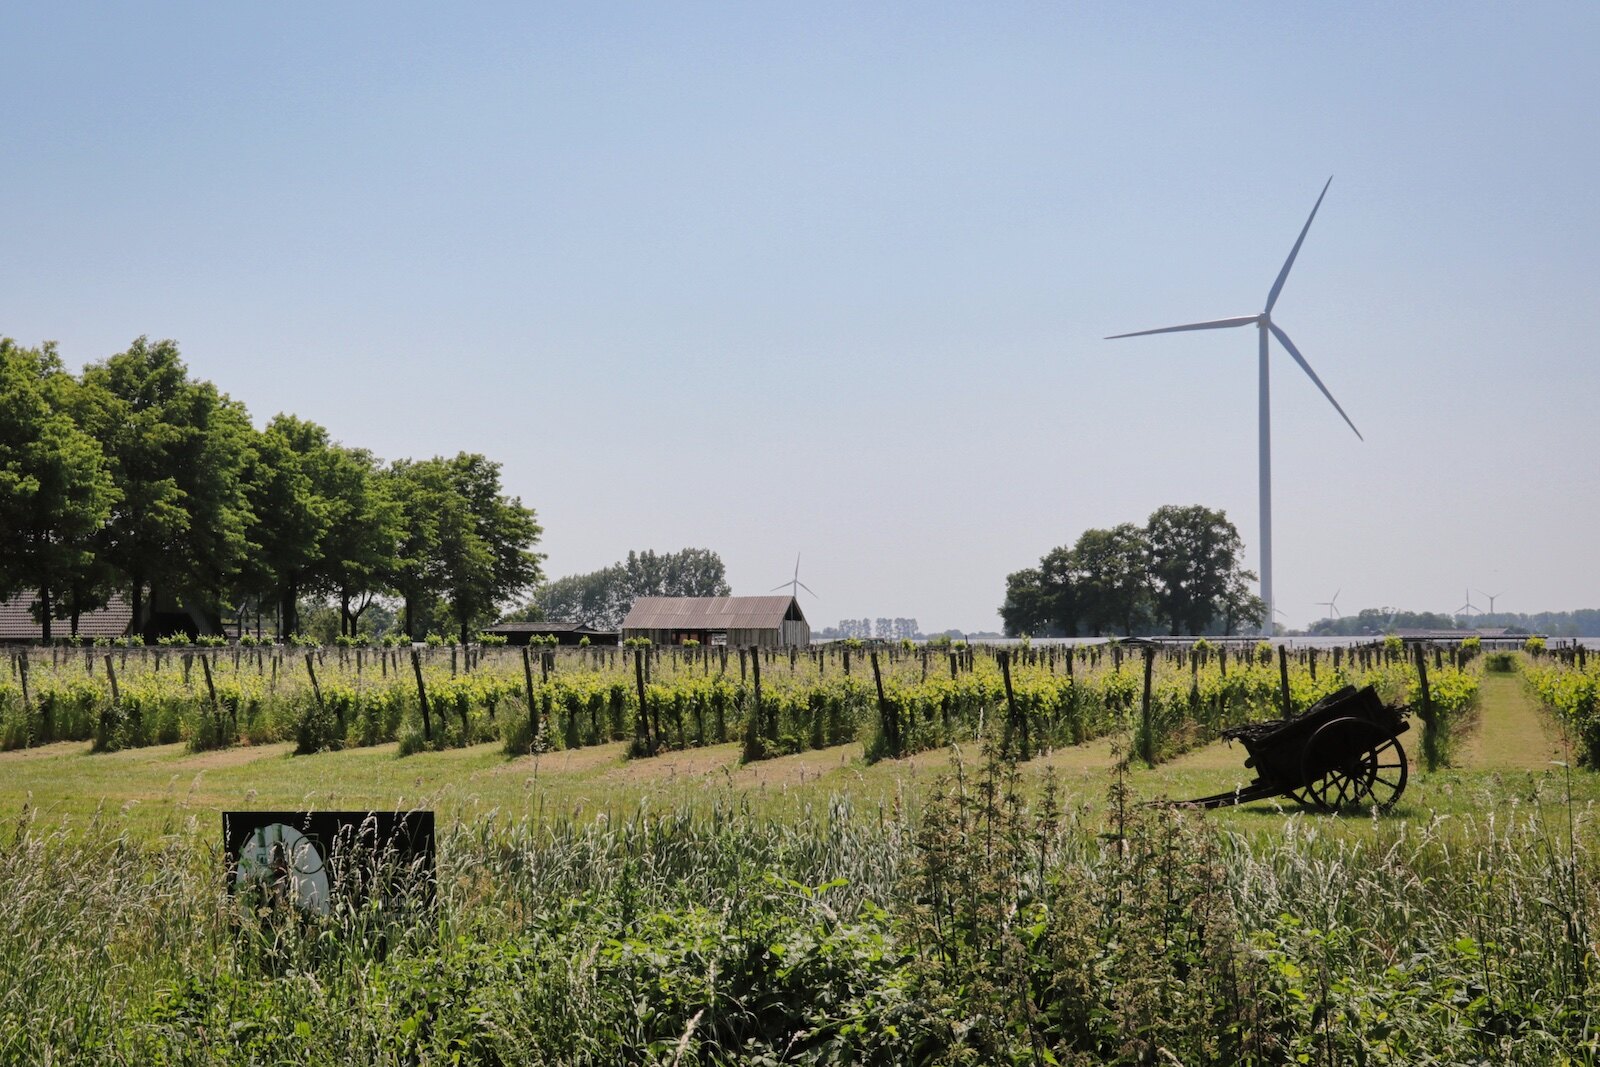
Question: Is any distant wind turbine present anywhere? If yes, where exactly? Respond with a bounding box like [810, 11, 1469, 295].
[771, 554, 817, 599]
[1478, 589, 1505, 615]
[1317, 589, 1342, 620]
[1107, 178, 1362, 635]
[1455, 588, 1480, 620]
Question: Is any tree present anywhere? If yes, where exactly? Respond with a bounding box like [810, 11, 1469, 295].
[1069, 524, 1150, 637]
[238, 415, 331, 638]
[0, 339, 119, 640]
[1144, 505, 1246, 636]
[999, 567, 1051, 637]
[80, 338, 253, 638]
[304, 443, 399, 636]
[1215, 568, 1265, 636]
[389, 455, 543, 642]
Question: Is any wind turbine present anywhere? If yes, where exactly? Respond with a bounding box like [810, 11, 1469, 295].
[1477, 589, 1504, 616]
[1107, 178, 1361, 635]
[1317, 589, 1342, 620]
[1455, 588, 1479, 621]
[771, 554, 817, 600]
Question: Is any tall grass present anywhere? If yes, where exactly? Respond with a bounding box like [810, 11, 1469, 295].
[2, 747, 1594, 1064]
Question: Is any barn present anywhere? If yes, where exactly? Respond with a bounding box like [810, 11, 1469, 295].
[0, 593, 133, 643]
[620, 596, 810, 649]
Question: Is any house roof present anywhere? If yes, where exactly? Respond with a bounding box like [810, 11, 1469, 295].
[484, 620, 607, 634]
[621, 596, 805, 631]
[0, 593, 132, 640]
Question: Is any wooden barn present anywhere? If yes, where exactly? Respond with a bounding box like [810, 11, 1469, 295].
[0, 593, 132, 643]
[620, 596, 810, 649]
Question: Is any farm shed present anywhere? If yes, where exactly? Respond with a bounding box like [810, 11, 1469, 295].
[481, 620, 618, 646]
[621, 596, 810, 649]
[0, 593, 133, 643]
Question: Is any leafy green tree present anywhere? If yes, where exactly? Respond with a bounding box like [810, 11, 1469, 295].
[998, 566, 1052, 637]
[79, 338, 253, 638]
[238, 415, 331, 638]
[0, 339, 119, 640]
[389, 455, 543, 641]
[1214, 567, 1265, 636]
[309, 444, 401, 636]
[1144, 505, 1246, 636]
[1069, 523, 1150, 637]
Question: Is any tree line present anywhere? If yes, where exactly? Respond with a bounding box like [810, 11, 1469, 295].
[1307, 607, 1600, 638]
[0, 336, 543, 643]
[504, 548, 731, 631]
[1000, 505, 1263, 638]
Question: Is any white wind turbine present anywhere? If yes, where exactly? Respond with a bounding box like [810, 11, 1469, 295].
[771, 553, 817, 600]
[1317, 589, 1342, 620]
[1108, 178, 1362, 635]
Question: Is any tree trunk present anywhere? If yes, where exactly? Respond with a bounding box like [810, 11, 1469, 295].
[39, 588, 53, 642]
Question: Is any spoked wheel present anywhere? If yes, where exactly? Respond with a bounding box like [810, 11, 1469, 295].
[1299, 716, 1408, 814]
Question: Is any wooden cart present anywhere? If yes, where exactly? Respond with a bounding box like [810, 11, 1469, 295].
[1182, 684, 1410, 813]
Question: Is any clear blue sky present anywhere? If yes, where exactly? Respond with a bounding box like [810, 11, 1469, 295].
[4, 3, 1597, 631]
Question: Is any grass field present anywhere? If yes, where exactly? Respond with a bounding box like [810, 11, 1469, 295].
[4, 663, 1598, 1064]
[1, 664, 1591, 835]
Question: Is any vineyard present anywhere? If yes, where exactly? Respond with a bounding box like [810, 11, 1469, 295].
[1, 638, 1483, 772]
[1524, 643, 1600, 765]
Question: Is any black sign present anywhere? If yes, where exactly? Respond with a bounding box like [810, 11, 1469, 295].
[223, 810, 435, 914]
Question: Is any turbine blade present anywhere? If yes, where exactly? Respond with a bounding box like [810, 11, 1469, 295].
[770, 582, 792, 592]
[1268, 322, 1363, 440]
[1264, 176, 1332, 314]
[1105, 315, 1259, 340]
[797, 581, 817, 597]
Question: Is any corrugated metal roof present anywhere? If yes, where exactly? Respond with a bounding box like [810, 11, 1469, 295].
[0, 593, 133, 640]
[621, 596, 804, 631]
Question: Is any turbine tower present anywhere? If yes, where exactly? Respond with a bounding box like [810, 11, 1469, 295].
[771, 553, 817, 600]
[1107, 178, 1361, 634]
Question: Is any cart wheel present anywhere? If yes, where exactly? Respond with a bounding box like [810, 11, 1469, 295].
[1299, 716, 1408, 814]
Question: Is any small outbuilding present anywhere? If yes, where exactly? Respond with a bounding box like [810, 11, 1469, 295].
[620, 596, 810, 649]
[0, 593, 133, 643]
[481, 620, 619, 646]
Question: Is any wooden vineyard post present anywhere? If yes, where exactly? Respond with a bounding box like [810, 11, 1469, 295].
[634, 648, 654, 756]
[1218, 645, 1226, 678]
[1413, 644, 1437, 770]
[751, 646, 768, 746]
[541, 650, 551, 684]
[521, 647, 537, 750]
[842, 647, 850, 677]
[948, 652, 958, 680]
[739, 648, 747, 682]
[1309, 647, 1317, 682]
[1140, 646, 1155, 767]
[17, 653, 30, 717]
[201, 653, 231, 733]
[870, 650, 898, 758]
[1278, 645, 1292, 719]
[409, 649, 432, 742]
[999, 650, 1028, 761]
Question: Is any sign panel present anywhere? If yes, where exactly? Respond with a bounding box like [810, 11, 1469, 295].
[222, 810, 435, 913]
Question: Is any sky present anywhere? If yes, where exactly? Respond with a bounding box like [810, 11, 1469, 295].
[3, 3, 1597, 633]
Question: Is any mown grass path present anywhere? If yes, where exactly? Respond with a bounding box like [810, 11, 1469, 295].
[1457, 671, 1567, 771]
